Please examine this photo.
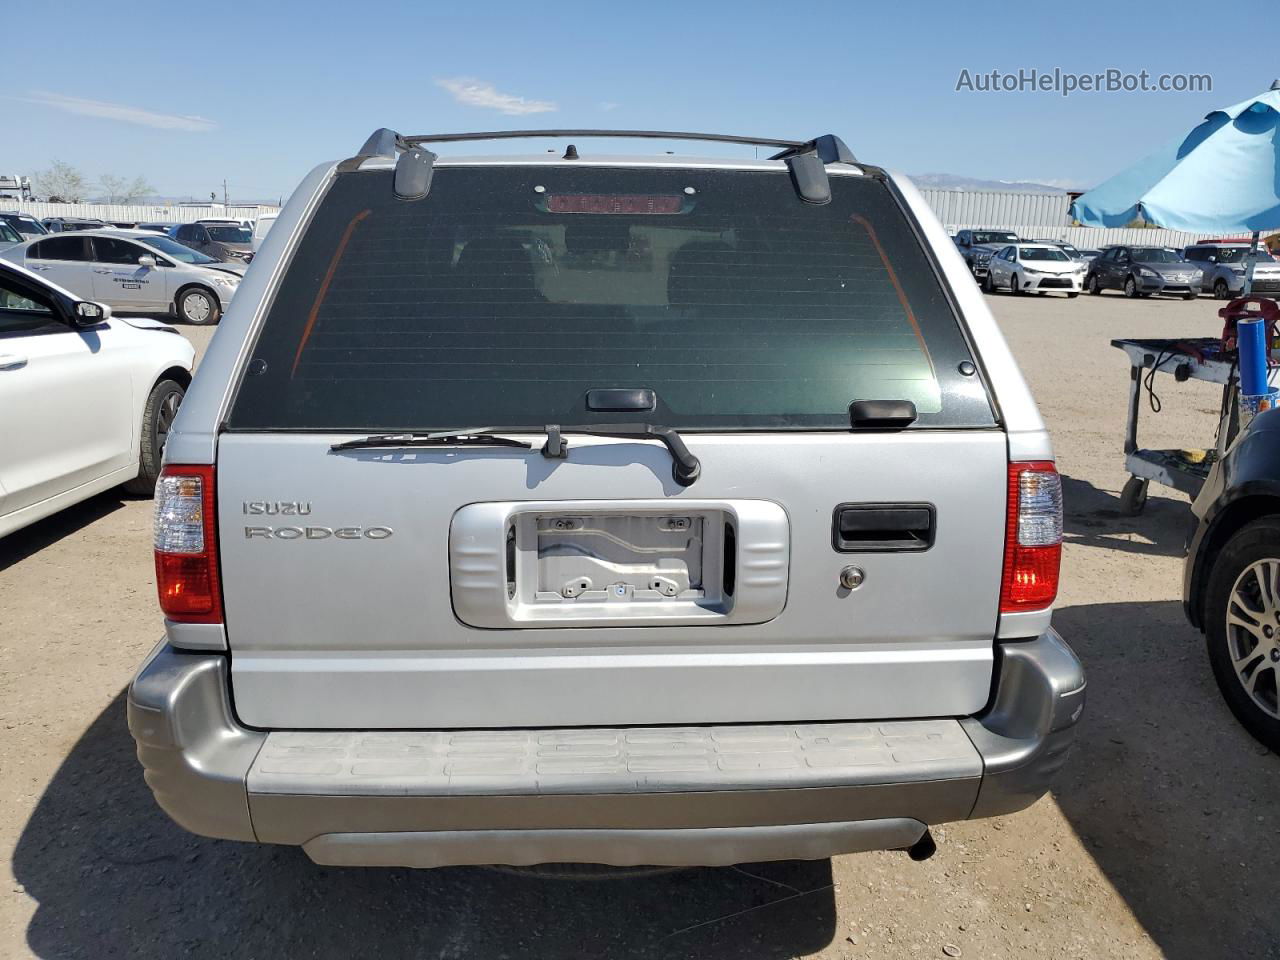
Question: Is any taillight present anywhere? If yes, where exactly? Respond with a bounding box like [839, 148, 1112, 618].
[1000, 461, 1062, 612]
[153, 465, 222, 623]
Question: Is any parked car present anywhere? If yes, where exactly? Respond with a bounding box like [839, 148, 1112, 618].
[0, 258, 194, 538]
[109, 221, 139, 229]
[1184, 407, 1280, 752]
[1085, 245, 1203, 299]
[251, 213, 276, 251]
[984, 243, 1085, 297]
[953, 228, 1020, 278]
[169, 221, 254, 263]
[42, 217, 108, 233]
[0, 220, 22, 252]
[0, 212, 49, 237]
[136, 222, 177, 234]
[1183, 241, 1280, 299]
[126, 127, 1084, 871]
[0, 230, 243, 325]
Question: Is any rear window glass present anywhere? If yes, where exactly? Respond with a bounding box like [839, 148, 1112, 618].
[229, 167, 993, 431]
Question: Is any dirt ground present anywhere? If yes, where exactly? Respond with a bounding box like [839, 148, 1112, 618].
[2, 290, 1278, 960]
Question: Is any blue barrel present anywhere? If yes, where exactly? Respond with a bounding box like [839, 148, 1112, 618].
[1239, 317, 1270, 397]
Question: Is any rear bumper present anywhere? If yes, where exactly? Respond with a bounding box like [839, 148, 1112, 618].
[127, 631, 1085, 867]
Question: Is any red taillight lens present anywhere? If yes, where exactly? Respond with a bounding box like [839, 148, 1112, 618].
[1000, 461, 1062, 612]
[153, 464, 222, 623]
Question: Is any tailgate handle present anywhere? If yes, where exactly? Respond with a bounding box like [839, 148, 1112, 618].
[833, 503, 935, 552]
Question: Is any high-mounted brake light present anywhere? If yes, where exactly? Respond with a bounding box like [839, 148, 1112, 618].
[153, 465, 222, 623]
[544, 194, 685, 215]
[1000, 461, 1062, 612]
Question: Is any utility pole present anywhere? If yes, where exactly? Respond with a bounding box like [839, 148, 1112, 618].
[222, 179, 228, 206]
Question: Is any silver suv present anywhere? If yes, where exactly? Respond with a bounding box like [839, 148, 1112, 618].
[129, 128, 1084, 870]
[1183, 241, 1280, 299]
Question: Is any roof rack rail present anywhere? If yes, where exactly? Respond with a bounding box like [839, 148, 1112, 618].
[350, 128, 858, 204]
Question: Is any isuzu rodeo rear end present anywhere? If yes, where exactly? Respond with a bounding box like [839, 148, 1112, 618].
[129, 128, 1084, 868]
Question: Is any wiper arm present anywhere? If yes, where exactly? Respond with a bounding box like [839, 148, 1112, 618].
[542, 423, 701, 487]
[330, 428, 532, 452]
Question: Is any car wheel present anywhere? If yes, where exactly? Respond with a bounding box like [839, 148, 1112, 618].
[1067, 291, 1080, 299]
[1204, 518, 1280, 753]
[982, 271, 995, 293]
[177, 286, 221, 325]
[1087, 274, 1102, 295]
[123, 378, 186, 496]
[1124, 276, 1140, 298]
[1183, 291, 1197, 300]
[1008, 272, 1021, 295]
[1214, 279, 1231, 300]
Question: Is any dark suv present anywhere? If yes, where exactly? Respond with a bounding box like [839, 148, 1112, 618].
[953, 229, 1020, 278]
[1184, 407, 1280, 752]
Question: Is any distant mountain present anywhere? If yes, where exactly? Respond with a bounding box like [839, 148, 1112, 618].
[909, 173, 1080, 194]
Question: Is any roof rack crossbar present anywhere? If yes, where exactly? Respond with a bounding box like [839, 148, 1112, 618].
[352, 128, 858, 205]
[398, 129, 810, 150]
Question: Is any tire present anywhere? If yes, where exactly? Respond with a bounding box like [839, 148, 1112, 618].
[1203, 517, 1280, 753]
[982, 271, 995, 294]
[1183, 292, 1197, 300]
[1118, 475, 1148, 516]
[176, 286, 221, 325]
[1214, 279, 1231, 300]
[1008, 273, 1021, 295]
[123, 378, 185, 496]
[1087, 273, 1102, 295]
[1067, 291, 1080, 299]
[1124, 275, 1140, 299]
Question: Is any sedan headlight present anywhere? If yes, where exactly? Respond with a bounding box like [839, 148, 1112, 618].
[1022, 266, 1044, 275]
[1138, 267, 1160, 279]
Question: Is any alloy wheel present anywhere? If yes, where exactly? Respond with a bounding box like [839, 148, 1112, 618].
[1225, 558, 1280, 720]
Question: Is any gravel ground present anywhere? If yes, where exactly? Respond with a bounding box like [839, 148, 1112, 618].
[2, 290, 1277, 959]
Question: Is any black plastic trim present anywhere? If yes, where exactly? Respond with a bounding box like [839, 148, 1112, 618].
[832, 502, 936, 552]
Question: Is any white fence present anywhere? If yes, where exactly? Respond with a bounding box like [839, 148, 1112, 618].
[2, 201, 280, 223]
[942, 223, 1257, 250]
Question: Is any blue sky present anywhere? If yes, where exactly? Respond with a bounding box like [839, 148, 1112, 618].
[1, 0, 1268, 203]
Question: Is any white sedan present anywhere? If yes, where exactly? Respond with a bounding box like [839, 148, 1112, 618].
[0, 259, 194, 538]
[983, 243, 1086, 297]
[0, 229, 244, 325]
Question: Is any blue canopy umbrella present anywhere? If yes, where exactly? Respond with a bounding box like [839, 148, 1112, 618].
[1070, 80, 1280, 292]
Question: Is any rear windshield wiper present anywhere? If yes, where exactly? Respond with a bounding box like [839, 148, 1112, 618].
[330, 429, 532, 452]
[330, 424, 701, 487]
[542, 423, 701, 487]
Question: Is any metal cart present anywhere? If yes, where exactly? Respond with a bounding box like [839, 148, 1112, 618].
[1110, 337, 1239, 515]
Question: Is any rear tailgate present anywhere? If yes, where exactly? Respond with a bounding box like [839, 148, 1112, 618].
[216, 162, 1008, 729]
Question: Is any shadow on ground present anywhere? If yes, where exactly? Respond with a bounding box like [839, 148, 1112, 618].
[1052, 600, 1280, 960]
[1060, 474, 1192, 558]
[12, 694, 836, 960]
[0, 493, 126, 573]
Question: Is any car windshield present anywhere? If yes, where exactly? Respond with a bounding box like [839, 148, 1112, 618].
[3, 215, 46, 236]
[207, 226, 251, 243]
[1215, 247, 1275, 263]
[229, 166, 995, 431]
[972, 231, 1018, 245]
[1020, 247, 1070, 262]
[138, 235, 219, 264]
[1132, 248, 1182, 263]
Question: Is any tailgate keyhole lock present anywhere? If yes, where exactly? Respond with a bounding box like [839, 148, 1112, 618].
[839, 565, 865, 590]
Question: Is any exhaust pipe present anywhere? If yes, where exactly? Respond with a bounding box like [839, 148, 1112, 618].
[906, 829, 937, 862]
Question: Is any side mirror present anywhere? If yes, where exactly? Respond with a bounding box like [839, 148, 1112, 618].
[73, 301, 110, 327]
[138, 254, 157, 268]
